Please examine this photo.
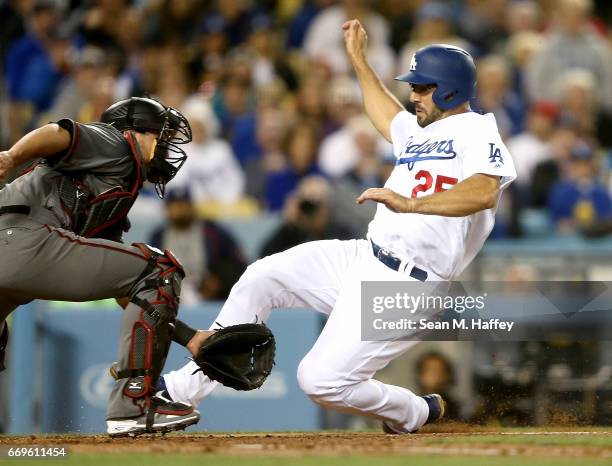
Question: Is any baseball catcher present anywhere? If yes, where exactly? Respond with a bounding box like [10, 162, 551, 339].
[0, 96, 267, 436]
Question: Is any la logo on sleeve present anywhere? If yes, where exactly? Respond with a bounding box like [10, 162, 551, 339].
[488, 143, 504, 167]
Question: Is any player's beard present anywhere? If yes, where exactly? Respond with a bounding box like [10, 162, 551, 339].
[416, 104, 444, 128]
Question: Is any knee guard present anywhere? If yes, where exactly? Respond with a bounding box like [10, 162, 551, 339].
[114, 243, 184, 400]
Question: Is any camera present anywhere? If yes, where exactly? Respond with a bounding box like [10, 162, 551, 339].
[298, 199, 320, 216]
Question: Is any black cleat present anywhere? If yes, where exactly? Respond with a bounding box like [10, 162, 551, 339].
[422, 393, 446, 425]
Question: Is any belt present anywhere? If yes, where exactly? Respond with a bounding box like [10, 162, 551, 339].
[0, 205, 30, 216]
[371, 241, 428, 282]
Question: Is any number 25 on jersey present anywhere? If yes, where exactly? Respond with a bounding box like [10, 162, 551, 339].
[411, 170, 458, 198]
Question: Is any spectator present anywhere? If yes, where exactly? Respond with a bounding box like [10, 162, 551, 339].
[319, 113, 390, 179]
[170, 98, 245, 205]
[506, 101, 557, 199]
[554, 69, 612, 148]
[0, 0, 27, 63]
[244, 107, 293, 205]
[530, 121, 580, 207]
[213, 60, 255, 154]
[317, 77, 363, 176]
[525, 0, 612, 110]
[505, 31, 544, 100]
[303, 0, 396, 82]
[322, 76, 362, 137]
[383, 0, 418, 54]
[295, 75, 327, 129]
[415, 352, 460, 421]
[5, 1, 64, 115]
[237, 13, 298, 92]
[77, 0, 141, 51]
[142, 0, 204, 46]
[265, 121, 323, 212]
[231, 76, 295, 169]
[331, 118, 394, 238]
[153, 50, 191, 109]
[286, 0, 336, 50]
[457, 0, 508, 56]
[472, 55, 525, 138]
[548, 141, 612, 233]
[209, 0, 254, 48]
[505, 0, 541, 35]
[260, 176, 352, 257]
[149, 188, 247, 304]
[42, 46, 111, 123]
[187, 13, 229, 86]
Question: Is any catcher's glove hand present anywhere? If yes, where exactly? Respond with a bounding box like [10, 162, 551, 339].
[192, 323, 275, 391]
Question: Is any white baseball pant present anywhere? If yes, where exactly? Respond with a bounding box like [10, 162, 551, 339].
[164, 238, 431, 433]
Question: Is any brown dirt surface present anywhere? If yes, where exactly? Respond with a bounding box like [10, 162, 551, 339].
[1, 425, 611, 458]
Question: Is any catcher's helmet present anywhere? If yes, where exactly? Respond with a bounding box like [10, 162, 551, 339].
[395, 44, 476, 110]
[101, 97, 192, 197]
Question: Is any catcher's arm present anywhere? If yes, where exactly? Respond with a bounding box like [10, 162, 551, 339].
[343, 19, 404, 143]
[0, 124, 71, 182]
[115, 297, 211, 356]
[192, 323, 276, 391]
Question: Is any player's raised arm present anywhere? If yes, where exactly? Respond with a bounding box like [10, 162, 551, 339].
[0, 123, 72, 182]
[343, 19, 404, 143]
[357, 173, 501, 217]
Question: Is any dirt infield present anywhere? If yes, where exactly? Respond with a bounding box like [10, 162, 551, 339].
[2, 426, 611, 459]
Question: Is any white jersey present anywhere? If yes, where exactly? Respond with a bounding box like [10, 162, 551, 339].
[367, 110, 516, 280]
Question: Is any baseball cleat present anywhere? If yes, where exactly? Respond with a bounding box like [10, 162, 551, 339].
[421, 393, 446, 425]
[107, 392, 200, 437]
[382, 393, 446, 434]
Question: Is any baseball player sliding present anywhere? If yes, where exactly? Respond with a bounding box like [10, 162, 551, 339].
[159, 19, 516, 434]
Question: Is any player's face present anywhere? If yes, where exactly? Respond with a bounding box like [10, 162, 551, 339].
[140, 133, 158, 163]
[410, 84, 443, 127]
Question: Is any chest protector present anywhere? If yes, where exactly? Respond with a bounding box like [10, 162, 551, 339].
[56, 131, 145, 240]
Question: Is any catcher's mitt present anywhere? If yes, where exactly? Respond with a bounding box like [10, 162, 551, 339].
[192, 323, 275, 391]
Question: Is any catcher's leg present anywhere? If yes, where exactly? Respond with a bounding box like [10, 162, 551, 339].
[163, 239, 359, 406]
[106, 243, 200, 436]
[0, 223, 199, 434]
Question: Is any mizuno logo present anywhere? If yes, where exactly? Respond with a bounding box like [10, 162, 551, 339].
[396, 137, 457, 170]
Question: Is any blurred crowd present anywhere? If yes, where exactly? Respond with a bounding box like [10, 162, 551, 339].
[2, 0, 612, 299]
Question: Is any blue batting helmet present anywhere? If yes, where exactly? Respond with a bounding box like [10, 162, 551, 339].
[395, 44, 476, 110]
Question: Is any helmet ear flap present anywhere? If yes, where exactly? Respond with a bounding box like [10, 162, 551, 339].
[440, 89, 459, 105]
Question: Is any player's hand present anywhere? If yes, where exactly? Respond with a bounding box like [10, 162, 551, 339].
[342, 19, 368, 62]
[356, 187, 413, 213]
[0, 151, 15, 183]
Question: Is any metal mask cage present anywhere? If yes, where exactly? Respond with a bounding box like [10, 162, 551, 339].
[160, 107, 192, 145]
[148, 105, 192, 198]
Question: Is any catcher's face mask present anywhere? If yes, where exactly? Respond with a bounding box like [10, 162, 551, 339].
[147, 107, 192, 198]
